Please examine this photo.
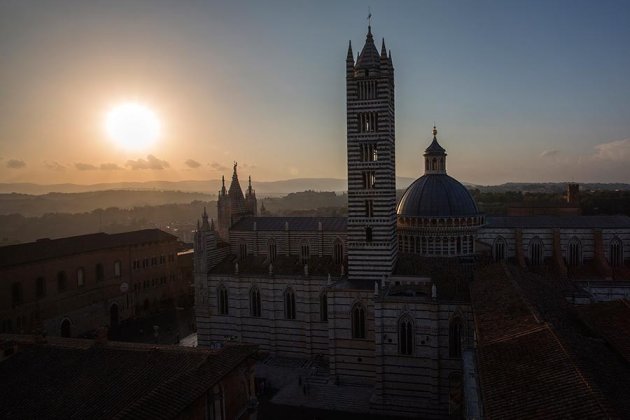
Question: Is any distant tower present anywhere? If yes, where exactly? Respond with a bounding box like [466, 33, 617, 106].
[346, 26, 397, 281]
[217, 162, 256, 240]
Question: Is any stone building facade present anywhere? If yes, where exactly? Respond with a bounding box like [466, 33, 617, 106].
[194, 26, 630, 418]
[0, 229, 186, 338]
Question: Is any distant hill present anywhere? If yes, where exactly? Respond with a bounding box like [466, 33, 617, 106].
[0, 177, 419, 195]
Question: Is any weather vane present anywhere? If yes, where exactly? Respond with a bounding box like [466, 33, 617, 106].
[367, 7, 372, 26]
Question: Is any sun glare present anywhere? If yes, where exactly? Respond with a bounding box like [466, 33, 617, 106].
[105, 102, 161, 151]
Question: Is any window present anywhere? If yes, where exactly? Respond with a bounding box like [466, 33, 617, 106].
[239, 241, 247, 260]
[333, 239, 344, 264]
[11, 282, 23, 306]
[365, 199, 374, 217]
[357, 112, 378, 133]
[366, 226, 373, 243]
[268, 239, 277, 262]
[357, 80, 377, 100]
[36, 277, 46, 298]
[529, 237, 544, 266]
[567, 237, 582, 266]
[249, 287, 261, 317]
[449, 317, 462, 358]
[284, 288, 296, 320]
[493, 237, 506, 261]
[95, 263, 104, 282]
[610, 237, 623, 267]
[362, 171, 376, 189]
[57, 271, 67, 292]
[217, 284, 228, 315]
[320, 292, 328, 322]
[77, 268, 85, 287]
[300, 241, 310, 264]
[60, 318, 71, 338]
[351, 303, 366, 339]
[114, 260, 122, 278]
[399, 316, 414, 355]
[360, 143, 378, 162]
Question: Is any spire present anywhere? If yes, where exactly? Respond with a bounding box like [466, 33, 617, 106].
[210, 218, 215, 231]
[381, 38, 387, 57]
[347, 40, 354, 61]
[201, 206, 210, 230]
[220, 175, 226, 195]
[355, 25, 380, 71]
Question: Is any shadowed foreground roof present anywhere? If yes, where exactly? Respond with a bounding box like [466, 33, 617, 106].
[470, 264, 618, 419]
[0, 229, 177, 268]
[486, 214, 630, 228]
[0, 335, 256, 419]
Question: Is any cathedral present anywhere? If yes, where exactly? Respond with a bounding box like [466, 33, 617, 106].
[194, 26, 630, 418]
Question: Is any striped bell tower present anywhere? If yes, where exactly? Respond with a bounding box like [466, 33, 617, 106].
[346, 26, 398, 281]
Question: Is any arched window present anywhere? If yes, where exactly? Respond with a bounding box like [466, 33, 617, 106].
[351, 303, 366, 339]
[529, 237, 544, 266]
[239, 240, 248, 261]
[114, 260, 122, 278]
[217, 284, 229, 315]
[60, 318, 71, 338]
[432, 158, 437, 170]
[95, 263, 104, 282]
[320, 292, 328, 322]
[249, 286, 261, 317]
[76, 268, 85, 287]
[300, 240, 310, 264]
[493, 237, 507, 262]
[449, 317, 463, 358]
[609, 237, 623, 267]
[284, 287, 296, 320]
[567, 237, 582, 266]
[268, 239, 277, 262]
[398, 316, 414, 355]
[333, 239, 344, 264]
[57, 271, 67, 292]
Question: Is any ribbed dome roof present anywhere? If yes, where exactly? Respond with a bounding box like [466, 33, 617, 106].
[397, 174, 479, 218]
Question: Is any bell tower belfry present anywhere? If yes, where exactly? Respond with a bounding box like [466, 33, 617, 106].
[346, 26, 398, 281]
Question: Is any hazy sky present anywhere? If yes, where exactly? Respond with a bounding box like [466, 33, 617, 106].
[1, 0, 629, 186]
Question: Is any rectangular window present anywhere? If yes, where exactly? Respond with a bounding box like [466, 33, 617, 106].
[357, 112, 378, 133]
[357, 80, 377, 100]
[11, 282, 23, 306]
[365, 200, 374, 217]
[36, 277, 46, 298]
[362, 171, 376, 189]
[360, 143, 378, 162]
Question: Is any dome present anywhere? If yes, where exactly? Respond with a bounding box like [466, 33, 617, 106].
[397, 174, 479, 218]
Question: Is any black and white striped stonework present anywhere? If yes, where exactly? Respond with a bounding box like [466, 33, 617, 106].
[346, 27, 398, 282]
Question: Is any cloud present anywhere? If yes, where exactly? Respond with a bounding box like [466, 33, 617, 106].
[100, 163, 124, 170]
[592, 138, 630, 162]
[44, 161, 66, 171]
[75, 162, 98, 171]
[540, 150, 559, 158]
[125, 154, 170, 170]
[210, 162, 228, 172]
[6, 159, 26, 169]
[185, 159, 201, 168]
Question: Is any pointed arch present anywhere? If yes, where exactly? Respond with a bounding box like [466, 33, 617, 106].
[249, 286, 261, 317]
[492, 236, 507, 262]
[609, 236, 623, 267]
[528, 236, 544, 266]
[333, 237, 344, 264]
[217, 283, 229, 315]
[398, 314, 414, 355]
[284, 286, 296, 320]
[567, 236, 582, 266]
[351, 302, 366, 339]
[319, 291, 328, 322]
[239, 239, 248, 261]
[267, 238, 277, 262]
[300, 239, 310, 264]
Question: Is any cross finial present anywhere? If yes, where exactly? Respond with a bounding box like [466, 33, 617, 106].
[367, 6, 372, 26]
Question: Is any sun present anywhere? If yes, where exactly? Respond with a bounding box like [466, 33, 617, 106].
[105, 102, 161, 151]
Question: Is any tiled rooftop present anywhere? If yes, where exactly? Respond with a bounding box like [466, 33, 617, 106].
[230, 216, 346, 232]
[0, 335, 256, 419]
[486, 214, 630, 229]
[0, 229, 177, 268]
